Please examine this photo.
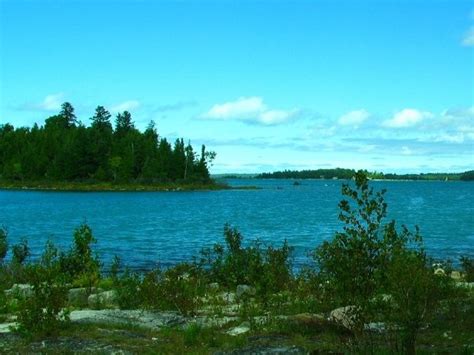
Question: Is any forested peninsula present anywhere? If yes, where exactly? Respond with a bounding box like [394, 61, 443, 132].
[257, 168, 474, 181]
[0, 103, 221, 191]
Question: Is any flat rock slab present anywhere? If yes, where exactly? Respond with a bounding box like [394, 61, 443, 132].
[70, 310, 186, 330]
[214, 345, 306, 354]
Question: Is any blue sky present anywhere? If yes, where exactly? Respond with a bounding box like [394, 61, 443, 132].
[1, 0, 473, 174]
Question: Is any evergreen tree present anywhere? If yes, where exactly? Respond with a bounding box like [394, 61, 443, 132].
[59, 102, 77, 127]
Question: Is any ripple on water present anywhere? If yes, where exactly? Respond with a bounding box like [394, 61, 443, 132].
[0, 179, 473, 269]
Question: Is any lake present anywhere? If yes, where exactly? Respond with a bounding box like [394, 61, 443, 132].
[1, 179, 473, 270]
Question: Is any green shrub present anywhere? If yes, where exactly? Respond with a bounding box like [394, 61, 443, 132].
[0, 227, 7, 263]
[59, 224, 100, 286]
[200, 224, 293, 301]
[314, 170, 451, 352]
[384, 249, 453, 353]
[157, 263, 206, 315]
[12, 238, 30, 265]
[16, 263, 69, 337]
[460, 256, 474, 282]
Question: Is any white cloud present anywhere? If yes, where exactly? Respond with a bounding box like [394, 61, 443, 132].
[202, 97, 299, 125]
[338, 109, 370, 126]
[401, 146, 412, 155]
[383, 108, 433, 128]
[461, 27, 474, 46]
[111, 100, 140, 112]
[37, 93, 64, 111]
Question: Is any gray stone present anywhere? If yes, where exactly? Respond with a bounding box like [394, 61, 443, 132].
[70, 310, 186, 329]
[215, 345, 306, 354]
[364, 322, 386, 333]
[288, 313, 327, 327]
[4, 284, 33, 299]
[0, 323, 16, 333]
[236, 285, 256, 298]
[68, 287, 100, 308]
[456, 282, 474, 289]
[329, 305, 358, 330]
[226, 321, 251, 336]
[88, 290, 118, 309]
[450, 271, 462, 281]
[219, 292, 236, 304]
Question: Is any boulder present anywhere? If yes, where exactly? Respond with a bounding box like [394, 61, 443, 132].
[329, 306, 358, 330]
[88, 290, 118, 309]
[236, 284, 256, 298]
[4, 284, 33, 299]
[218, 292, 236, 304]
[450, 271, 462, 281]
[68, 287, 100, 308]
[226, 321, 250, 336]
[288, 313, 327, 327]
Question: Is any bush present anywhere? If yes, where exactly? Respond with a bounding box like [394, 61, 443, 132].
[12, 238, 30, 265]
[59, 224, 100, 286]
[108, 256, 143, 309]
[314, 171, 450, 352]
[460, 256, 474, 282]
[384, 249, 452, 353]
[0, 227, 7, 263]
[200, 224, 293, 301]
[16, 261, 69, 337]
[156, 263, 206, 315]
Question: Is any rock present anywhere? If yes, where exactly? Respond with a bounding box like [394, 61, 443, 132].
[450, 271, 462, 281]
[364, 322, 386, 333]
[219, 292, 236, 304]
[329, 306, 358, 330]
[0, 323, 16, 333]
[456, 282, 474, 289]
[4, 284, 33, 299]
[288, 313, 327, 327]
[215, 345, 306, 354]
[434, 268, 446, 276]
[70, 310, 186, 329]
[226, 321, 251, 336]
[68, 287, 100, 308]
[88, 290, 118, 309]
[236, 285, 256, 298]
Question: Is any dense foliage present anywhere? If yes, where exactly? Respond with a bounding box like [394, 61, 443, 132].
[460, 170, 474, 181]
[0, 102, 215, 184]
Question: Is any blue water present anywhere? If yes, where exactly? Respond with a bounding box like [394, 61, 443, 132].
[1, 179, 473, 270]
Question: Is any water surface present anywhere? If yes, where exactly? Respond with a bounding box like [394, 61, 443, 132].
[1, 179, 473, 269]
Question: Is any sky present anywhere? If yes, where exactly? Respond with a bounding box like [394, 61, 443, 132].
[0, 0, 473, 174]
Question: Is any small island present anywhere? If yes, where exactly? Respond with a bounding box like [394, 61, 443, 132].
[0, 103, 223, 191]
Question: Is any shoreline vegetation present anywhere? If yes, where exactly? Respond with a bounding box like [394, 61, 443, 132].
[0, 180, 230, 192]
[1, 171, 473, 353]
[255, 168, 474, 181]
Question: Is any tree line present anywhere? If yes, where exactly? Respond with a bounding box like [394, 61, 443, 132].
[0, 103, 215, 184]
[257, 168, 474, 181]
